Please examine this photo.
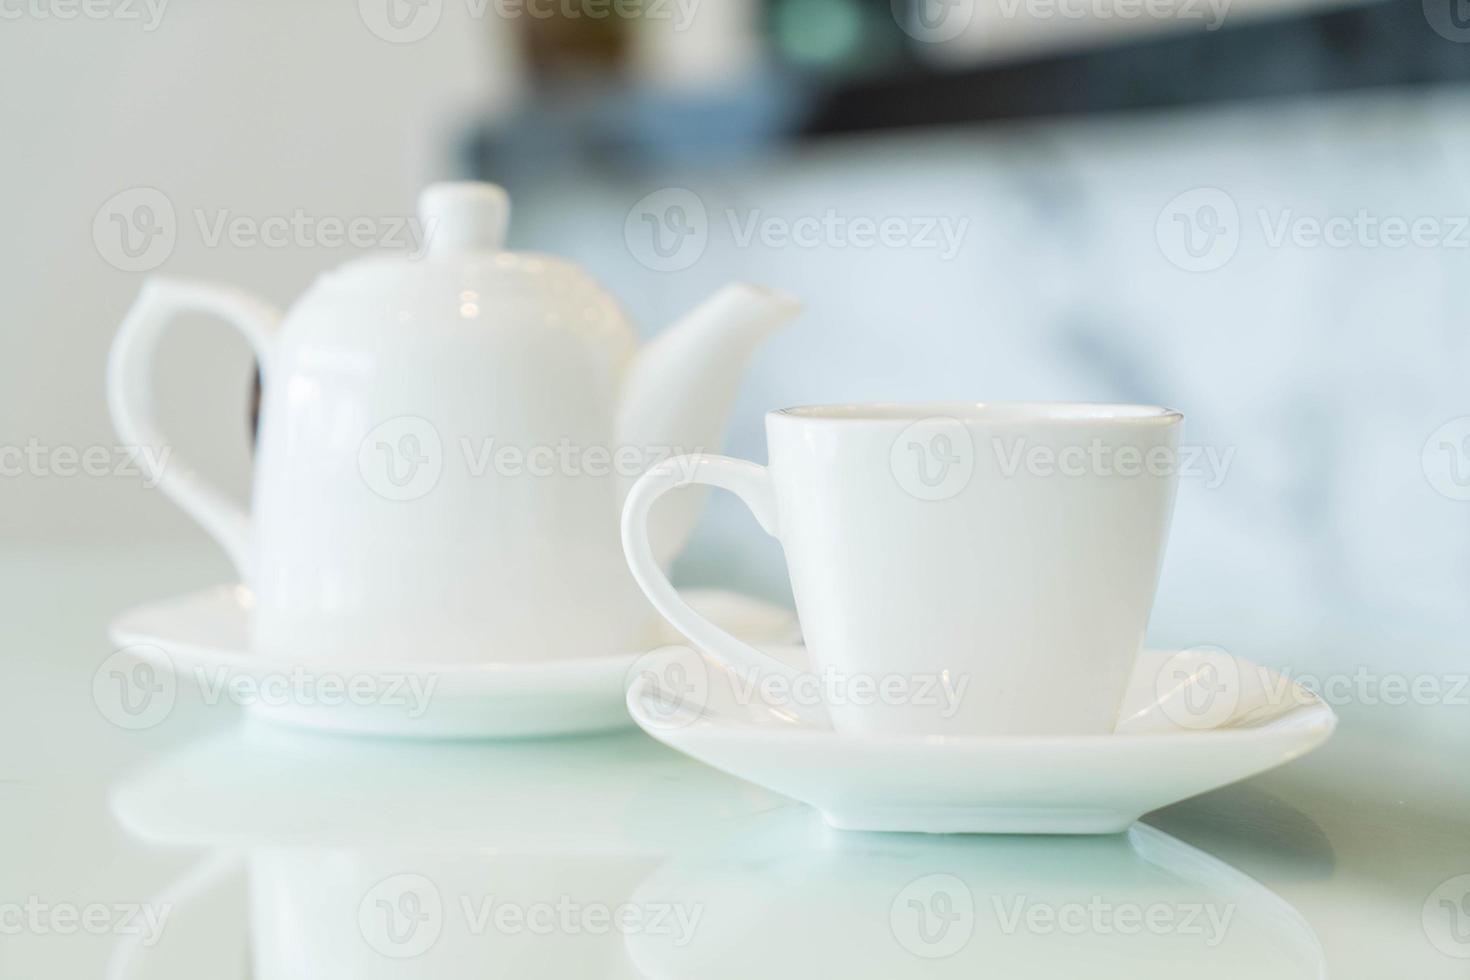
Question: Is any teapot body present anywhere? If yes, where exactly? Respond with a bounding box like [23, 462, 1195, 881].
[249, 254, 655, 664]
[107, 181, 800, 670]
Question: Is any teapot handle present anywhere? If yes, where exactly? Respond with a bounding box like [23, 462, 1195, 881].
[107, 277, 281, 580]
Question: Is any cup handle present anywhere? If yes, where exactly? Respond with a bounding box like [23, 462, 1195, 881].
[622, 454, 800, 681]
[107, 277, 282, 580]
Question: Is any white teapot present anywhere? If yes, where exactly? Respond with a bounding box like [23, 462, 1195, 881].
[109, 182, 800, 665]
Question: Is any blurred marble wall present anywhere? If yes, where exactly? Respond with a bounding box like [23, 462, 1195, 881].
[512, 82, 1470, 657]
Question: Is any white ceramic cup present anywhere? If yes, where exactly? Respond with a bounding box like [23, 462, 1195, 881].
[622, 403, 1183, 737]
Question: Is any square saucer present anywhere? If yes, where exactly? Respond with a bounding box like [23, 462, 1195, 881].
[626, 645, 1336, 834]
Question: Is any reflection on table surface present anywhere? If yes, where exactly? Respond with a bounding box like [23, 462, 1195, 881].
[12, 532, 1461, 980]
[106, 721, 1343, 980]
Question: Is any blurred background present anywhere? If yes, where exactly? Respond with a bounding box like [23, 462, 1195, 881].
[2, 0, 1467, 719]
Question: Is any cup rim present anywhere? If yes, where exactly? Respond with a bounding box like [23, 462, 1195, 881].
[771, 402, 1183, 424]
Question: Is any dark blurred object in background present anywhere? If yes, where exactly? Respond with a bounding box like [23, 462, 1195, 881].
[465, 0, 1470, 186]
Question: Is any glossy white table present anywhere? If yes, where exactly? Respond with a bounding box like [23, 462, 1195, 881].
[2, 544, 1466, 979]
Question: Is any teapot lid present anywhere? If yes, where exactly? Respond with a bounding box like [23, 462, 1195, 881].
[304, 182, 633, 349]
[417, 181, 510, 254]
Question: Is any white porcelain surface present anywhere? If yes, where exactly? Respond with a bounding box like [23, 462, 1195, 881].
[627, 645, 1336, 834]
[108, 585, 798, 738]
[624, 402, 1182, 737]
[107, 181, 800, 667]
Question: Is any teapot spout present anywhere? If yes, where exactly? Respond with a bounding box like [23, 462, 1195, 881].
[617, 282, 801, 566]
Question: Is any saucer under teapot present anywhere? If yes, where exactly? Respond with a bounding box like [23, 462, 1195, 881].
[108, 585, 798, 737]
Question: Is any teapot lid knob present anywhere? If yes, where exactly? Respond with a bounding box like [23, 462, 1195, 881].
[418, 181, 509, 255]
